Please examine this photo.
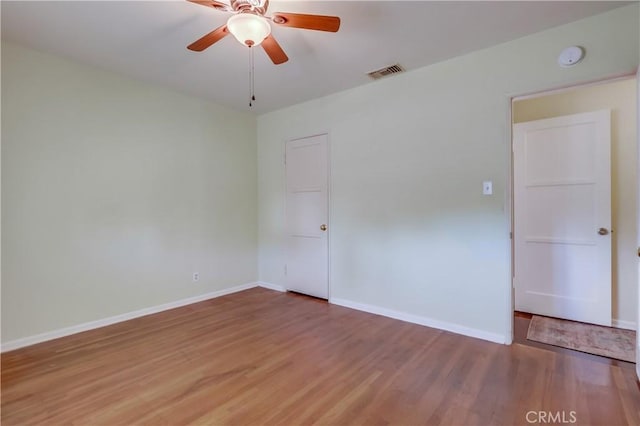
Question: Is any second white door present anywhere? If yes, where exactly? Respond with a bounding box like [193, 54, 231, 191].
[514, 110, 612, 326]
[285, 134, 329, 299]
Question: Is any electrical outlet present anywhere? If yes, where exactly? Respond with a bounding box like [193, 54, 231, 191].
[192, 272, 199, 282]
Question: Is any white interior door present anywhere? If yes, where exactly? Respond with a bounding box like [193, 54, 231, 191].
[514, 110, 611, 326]
[285, 134, 329, 299]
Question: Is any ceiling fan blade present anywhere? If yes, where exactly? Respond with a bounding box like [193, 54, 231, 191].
[187, 25, 229, 51]
[261, 34, 288, 65]
[271, 12, 340, 32]
[187, 0, 231, 12]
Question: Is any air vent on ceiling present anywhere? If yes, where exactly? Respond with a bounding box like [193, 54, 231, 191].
[367, 64, 405, 80]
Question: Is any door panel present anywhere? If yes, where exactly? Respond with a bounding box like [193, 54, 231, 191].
[285, 134, 329, 299]
[526, 185, 595, 241]
[523, 244, 598, 298]
[524, 123, 596, 182]
[514, 110, 611, 326]
[288, 191, 324, 235]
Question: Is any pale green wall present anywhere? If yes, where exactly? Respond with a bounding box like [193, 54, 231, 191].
[2, 5, 639, 346]
[1, 41, 258, 342]
[257, 5, 640, 340]
[513, 78, 638, 326]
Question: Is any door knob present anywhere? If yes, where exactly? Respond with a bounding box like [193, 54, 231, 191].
[598, 228, 609, 236]
[320, 224, 327, 231]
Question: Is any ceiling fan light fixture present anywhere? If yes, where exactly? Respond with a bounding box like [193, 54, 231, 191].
[227, 13, 271, 47]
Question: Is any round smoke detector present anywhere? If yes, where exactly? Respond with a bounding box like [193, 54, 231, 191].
[558, 46, 585, 68]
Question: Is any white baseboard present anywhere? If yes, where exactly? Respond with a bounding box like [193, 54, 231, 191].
[257, 281, 286, 292]
[1, 283, 515, 352]
[1, 282, 260, 353]
[612, 319, 636, 330]
[330, 297, 508, 344]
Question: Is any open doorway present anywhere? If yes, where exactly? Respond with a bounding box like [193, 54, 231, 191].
[511, 77, 638, 362]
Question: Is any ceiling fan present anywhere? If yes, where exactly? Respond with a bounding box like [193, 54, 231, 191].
[186, 0, 341, 65]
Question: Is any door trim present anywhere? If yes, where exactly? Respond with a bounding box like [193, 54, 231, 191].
[635, 64, 640, 378]
[282, 132, 331, 301]
[506, 73, 637, 342]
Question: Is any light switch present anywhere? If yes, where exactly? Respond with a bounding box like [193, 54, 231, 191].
[483, 181, 493, 195]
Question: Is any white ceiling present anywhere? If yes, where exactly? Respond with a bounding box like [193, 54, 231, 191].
[1, 1, 630, 114]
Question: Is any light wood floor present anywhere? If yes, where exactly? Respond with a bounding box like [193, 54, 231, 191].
[2, 287, 639, 425]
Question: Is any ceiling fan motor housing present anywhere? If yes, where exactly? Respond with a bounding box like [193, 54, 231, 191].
[231, 0, 268, 15]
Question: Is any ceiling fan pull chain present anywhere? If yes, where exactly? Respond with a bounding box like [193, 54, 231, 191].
[248, 46, 256, 107]
[251, 46, 256, 105]
[248, 46, 253, 107]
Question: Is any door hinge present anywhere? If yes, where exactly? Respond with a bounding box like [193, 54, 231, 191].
[510, 232, 513, 239]
[284, 264, 287, 276]
[284, 152, 286, 165]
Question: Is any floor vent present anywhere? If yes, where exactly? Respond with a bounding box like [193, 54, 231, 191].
[367, 64, 405, 80]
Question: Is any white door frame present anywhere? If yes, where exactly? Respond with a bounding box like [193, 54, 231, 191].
[635, 64, 640, 377]
[282, 132, 332, 300]
[505, 73, 637, 345]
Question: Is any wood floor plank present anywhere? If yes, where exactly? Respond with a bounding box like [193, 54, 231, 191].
[2, 287, 639, 425]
